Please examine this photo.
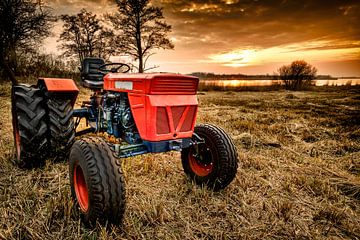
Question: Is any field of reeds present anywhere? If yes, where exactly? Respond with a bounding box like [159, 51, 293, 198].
[0, 81, 359, 239]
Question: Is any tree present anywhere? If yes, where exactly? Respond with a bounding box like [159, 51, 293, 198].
[278, 60, 317, 90]
[0, 0, 53, 84]
[59, 9, 117, 64]
[108, 0, 174, 73]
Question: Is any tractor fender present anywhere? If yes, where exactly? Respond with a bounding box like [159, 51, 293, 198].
[37, 78, 79, 106]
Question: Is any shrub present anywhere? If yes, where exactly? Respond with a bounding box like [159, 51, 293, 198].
[278, 60, 317, 90]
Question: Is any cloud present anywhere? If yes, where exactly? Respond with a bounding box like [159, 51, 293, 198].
[42, 0, 360, 75]
[155, 0, 360, 48]
[45, 0, 360, 50]
[295, 41, 360, 51]
[211, 40, 360, 64]
[45, 0, 116, 15]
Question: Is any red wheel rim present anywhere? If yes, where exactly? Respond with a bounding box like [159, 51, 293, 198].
[14, 123, 21, 159]
[74, 165, 89, 212]
[12, 98, 21, 159]
[188, 147, 214, 177]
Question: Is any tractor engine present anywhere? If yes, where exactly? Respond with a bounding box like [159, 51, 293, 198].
[102, 92, 140, 144]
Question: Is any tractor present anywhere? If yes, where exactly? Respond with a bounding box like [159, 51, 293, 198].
[11, 57, 238, 225]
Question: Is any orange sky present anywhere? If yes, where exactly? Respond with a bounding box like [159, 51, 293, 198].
[44, 0, 360, 76]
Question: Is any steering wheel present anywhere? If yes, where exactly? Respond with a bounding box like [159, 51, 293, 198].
[98, 63, 131, 74]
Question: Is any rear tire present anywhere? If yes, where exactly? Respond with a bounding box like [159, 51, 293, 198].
[181, 124, 238, 191]
[11, 85, 49, 168]
[47, 97, 75, 160]
[69, 137, 126, 225]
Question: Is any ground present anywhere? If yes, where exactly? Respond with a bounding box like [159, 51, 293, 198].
[0, 83, 359, 239]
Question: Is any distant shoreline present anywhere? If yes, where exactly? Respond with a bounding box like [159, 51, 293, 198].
[197, 78, 360, 90]
[190, 73, 360, 81]
[195, 77, 360, 81]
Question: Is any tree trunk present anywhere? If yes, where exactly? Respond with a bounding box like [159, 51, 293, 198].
[1, 61, 18, 85]
[9, 46, 17, 76]
[138, 55, 143, 73]
[136, 15, 143, 73]
[0, 50, 18, 85]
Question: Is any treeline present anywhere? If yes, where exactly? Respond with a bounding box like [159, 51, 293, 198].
[191, 72, 277, 80]
[0, 0, 173, 84]
[0, 50, 79, 82]
[17, 51, 79, 80]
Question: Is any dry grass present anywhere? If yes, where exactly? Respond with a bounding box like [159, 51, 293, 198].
[0, 82, 360, 239]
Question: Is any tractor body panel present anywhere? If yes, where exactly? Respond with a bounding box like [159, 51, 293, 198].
[128, 94, 198, 141]
[38, 78, 79, 106]
[103, 73, 199, 142]
[103, 73, 198, 95]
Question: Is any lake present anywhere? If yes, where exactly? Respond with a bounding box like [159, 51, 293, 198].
[200, 78, 360, 87]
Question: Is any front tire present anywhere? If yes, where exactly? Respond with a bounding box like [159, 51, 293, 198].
[181, 124, 238, 191]
[11, 85, 49, 168]
[69, 137, 126, 225]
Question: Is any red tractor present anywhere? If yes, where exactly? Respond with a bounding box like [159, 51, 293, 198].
[11, 58, 238, 225]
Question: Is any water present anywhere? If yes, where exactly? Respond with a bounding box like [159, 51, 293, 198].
[315, 79, 360, 86]
[201, 79, 360, 87]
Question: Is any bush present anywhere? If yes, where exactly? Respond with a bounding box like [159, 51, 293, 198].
[278, 60, 317, 90]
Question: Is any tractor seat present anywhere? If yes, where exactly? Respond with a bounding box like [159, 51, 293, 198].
[80, 57, 105, 89]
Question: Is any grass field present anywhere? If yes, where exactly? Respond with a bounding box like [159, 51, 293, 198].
[0, 82, 359, 239]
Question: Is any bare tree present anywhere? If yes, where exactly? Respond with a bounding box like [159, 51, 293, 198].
[108, 0, 174, 73]
[0, 0, 53, 84]
[59, 9, 117, 64]
[278, 60, 317, 90]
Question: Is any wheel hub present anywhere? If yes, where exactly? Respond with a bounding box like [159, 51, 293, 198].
[188, 143, 214, 177]
[74, 165, 89, 212]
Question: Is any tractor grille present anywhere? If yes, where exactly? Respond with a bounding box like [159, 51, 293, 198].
[156, 106, 197, 134]
[156, 107, 170, 134]
[171, 106, 186, 128]
[150, 78, 198, 94]
[180, 106, 197, 132]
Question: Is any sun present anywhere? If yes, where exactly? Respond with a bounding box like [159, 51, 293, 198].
[209, 49, 256, 67]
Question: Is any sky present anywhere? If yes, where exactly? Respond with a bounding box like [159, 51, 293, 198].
[44, 0, 360, 76]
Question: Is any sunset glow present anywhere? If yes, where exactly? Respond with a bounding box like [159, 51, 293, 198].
[44, 0, 360, 76]
[208, 40, 360, 68]
[209, 50, 256, 67]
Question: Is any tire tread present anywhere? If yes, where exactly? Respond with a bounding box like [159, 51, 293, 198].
[47, 98, 75, 159]
[69, 137, 126, 225]
[12, 85, 49, 168]
[181, 124, 238, 191]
